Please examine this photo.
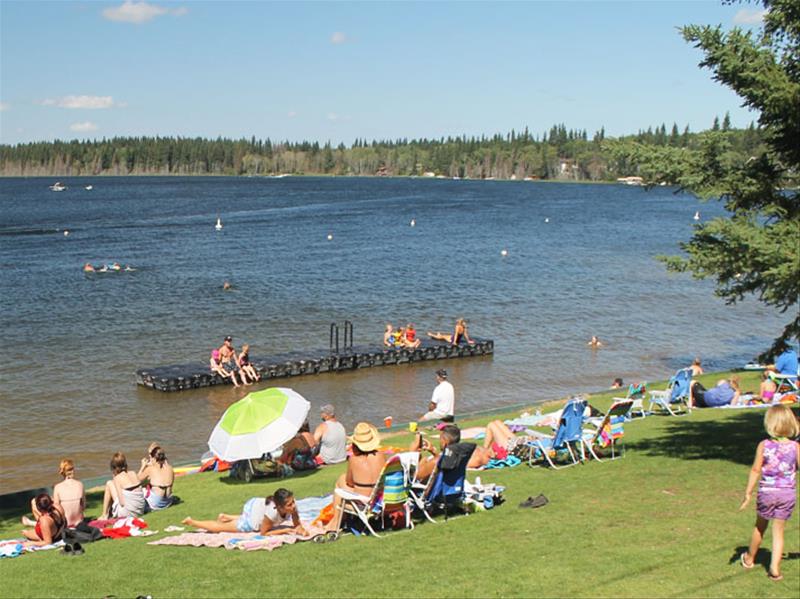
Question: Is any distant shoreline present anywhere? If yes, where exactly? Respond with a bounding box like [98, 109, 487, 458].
[0, 173, 621, 185]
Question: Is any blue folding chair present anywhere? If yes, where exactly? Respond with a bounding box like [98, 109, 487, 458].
[527, 397, 588, 469]
[414, 443, 476, 522]
[648, 368, 692, 416]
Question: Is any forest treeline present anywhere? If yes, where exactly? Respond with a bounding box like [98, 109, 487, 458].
[0, 115, 765, 181]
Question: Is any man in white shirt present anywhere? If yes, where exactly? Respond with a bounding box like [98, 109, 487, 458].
[421, 369, 455, 422]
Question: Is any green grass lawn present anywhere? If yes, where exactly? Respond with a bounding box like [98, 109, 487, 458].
[1, 370, 798, 598]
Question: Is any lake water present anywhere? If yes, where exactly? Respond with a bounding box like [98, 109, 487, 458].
[0, 176, 781, 492]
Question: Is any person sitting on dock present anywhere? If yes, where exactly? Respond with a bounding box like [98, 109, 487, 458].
[421, 369, 455, 422]
[138, 442, 174, 511]
[219, 335, 239, 369]
[237, 343, 260, 383]
[210, 349, 242, 387]
[383, 323, 395, 347]
[314, 404, 347, 465]
[403, 323, 421, 349]
[427, 318, 474, 346]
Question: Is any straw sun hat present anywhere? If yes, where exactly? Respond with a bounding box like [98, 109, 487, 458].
[349, 422, 380, 452]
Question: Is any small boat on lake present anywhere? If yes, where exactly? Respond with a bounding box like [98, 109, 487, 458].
[215, 217, 223, 231]
[49, 182, 67, 192]
[85, 185, 93, 191]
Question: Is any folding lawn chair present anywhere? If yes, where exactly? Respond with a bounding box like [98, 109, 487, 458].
[768, 370, 799, 395]
[648, 368, 692, 416]
[526, 397, 588, 469]
[412, 442, 476, 522]
[333, 455, 410, 538]
[584, 399, 633, 461]
[612, 382, 647, 419]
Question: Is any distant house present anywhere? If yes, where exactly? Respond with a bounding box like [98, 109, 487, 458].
[616, 176, 644, 186]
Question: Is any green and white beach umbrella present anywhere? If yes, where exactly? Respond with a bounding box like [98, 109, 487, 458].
[208, 387, 310, 461]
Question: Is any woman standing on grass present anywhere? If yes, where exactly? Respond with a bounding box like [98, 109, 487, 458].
[739, 404, 800, 581]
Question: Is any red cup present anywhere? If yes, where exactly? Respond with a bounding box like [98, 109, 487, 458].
[383, 416, 393, 428]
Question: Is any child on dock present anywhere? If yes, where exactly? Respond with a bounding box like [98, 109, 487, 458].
[739, 404, 799, 581]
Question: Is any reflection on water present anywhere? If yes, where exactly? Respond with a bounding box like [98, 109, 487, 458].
[0, 176, 784, 492]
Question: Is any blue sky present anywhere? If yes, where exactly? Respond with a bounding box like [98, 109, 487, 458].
[0, 1, 766, 145]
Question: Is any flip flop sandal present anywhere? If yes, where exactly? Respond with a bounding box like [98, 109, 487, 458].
[72, 542, 85, 556]
[60, 544, 74, 556]
[767, 571, 783, 581]
[740, 553, 754, 569]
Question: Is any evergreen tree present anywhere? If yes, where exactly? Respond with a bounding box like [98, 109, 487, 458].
[659, 0, 800, 357]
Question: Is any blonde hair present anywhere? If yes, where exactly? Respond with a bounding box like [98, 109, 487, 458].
[764, 404, 800, 439]
[59, 459, 75, 478]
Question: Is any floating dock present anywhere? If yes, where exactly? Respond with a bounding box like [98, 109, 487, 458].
[136, 338, 494, 393]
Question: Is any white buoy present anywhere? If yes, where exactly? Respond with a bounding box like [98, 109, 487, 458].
[85, 185, 93, 191]
[215, 217, 223, 231]
[693, 211, 700, 221]
[544, 218, 549, 223]
[327, 233, 333, 240]
[500, 249, 508, 257]
[63, 230, 69, 236]
[410, 219, 416, 227]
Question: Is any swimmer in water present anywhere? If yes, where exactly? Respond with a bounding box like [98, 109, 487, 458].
[223, 281, 232, 291]
[110, 262, 122, 271]
[124, 265, 136, 272]
[588, 335, 603, 348]
[83, 263, 95, 273]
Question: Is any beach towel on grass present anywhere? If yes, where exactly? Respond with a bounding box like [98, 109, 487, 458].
[296, 495, 333, 523]
[505, 410, 561, 429]
[148, 522, 326, 551]
[0, 538, 64, 558]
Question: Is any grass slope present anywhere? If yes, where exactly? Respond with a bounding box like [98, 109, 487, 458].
[1, 370, 798, 598]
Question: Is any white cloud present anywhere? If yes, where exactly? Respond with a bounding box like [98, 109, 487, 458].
[287, 111, 297, 118]
[330, 31, 347, 45]
[102, 1, 188, 24]
[733, 8, 766, 25]
[41, 95, 118, 109]
[70, 121, 99, 132]
[0, 102, 9, 111]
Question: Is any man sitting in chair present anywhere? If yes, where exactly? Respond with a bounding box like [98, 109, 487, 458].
[410, 425, 481, 482]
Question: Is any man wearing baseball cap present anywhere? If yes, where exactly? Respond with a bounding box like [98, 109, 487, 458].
[420, 369, 455, 422]
[313, 404, 347, 464]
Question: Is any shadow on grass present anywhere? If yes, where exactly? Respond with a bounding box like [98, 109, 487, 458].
[729, 546, 800, 573]
[627, 411, 768, 466]
[218, 467, 323, 486]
